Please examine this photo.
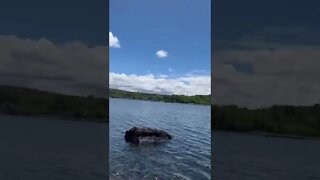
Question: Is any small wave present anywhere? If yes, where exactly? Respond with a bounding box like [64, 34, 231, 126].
[110, 99, 211, 180]
[173, 173, 191, 180]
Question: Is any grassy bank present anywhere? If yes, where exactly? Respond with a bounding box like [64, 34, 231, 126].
[109, 89, 211, 105]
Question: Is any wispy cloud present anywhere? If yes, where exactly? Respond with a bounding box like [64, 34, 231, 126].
[168, 68, 174, 72]
[110, 72, 210, 96]
[156, 50, 168, 58]
[109, 32, 121, 48]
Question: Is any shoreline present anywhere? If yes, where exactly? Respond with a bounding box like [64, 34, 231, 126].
[109, 97, 211, 106]
[109, 89, 211, 105]
[0, 113, 108, 124]
[1, 85, 319, 139]
[2, 112, 319, 140]
[214, 130, 320, 141]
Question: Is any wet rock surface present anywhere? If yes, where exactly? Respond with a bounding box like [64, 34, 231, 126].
[124, 127, 172, 144]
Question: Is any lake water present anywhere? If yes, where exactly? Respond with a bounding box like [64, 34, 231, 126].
[214, 131, 320, 180]
[0, 115, 108, 180]
[2, 99, 318, 180]
[109, 98, 212, 180]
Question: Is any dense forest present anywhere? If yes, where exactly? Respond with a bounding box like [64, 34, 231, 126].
[0, 85, 107, 122]
[109, 89, 211, 105]
[213, 105, 320, 138]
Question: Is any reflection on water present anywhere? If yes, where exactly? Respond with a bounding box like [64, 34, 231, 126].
[109, 98, 211, 180]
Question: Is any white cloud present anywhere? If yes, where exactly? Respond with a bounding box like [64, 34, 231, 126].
[109, 32, 121, 48]
[156, 50, 168, 58]
[214, 43, 320, 108]
[211, 27, 320, 108]
[168, 68, 174, 72]
[110, 72, 210, 96]
[0, 35, 107, 97]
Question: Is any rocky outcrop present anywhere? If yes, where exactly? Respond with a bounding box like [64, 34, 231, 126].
[124, 127, 172, 144]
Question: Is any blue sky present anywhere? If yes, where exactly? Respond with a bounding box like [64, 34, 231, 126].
[0, 0, 210, 96]
[2, 0, 320, 101]
[213, 0, 320, 48]
[213, 0, 320, 107]
[0, 0, 107, 46]
[0, 0, 108, 97]
[109, 0, 211, 95]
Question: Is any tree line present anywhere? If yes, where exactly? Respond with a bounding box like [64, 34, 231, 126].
[0, 85, 107, 122]
[2, 85, 320, 138]
[212, 105, 320, 137]
[109, 89, 211, 105]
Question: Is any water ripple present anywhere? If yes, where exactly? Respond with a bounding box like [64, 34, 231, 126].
[109, 98, 211, 180]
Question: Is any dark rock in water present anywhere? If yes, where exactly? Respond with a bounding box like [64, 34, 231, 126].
[124, 127, 172, 144]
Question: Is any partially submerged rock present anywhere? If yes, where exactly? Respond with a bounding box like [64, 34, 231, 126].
[124, 127, 172, 144]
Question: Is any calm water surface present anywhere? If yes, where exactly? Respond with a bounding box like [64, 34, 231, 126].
[0, 115, 107, 180]
[109, 98, 212, 180]
[214, 131, 320, 180]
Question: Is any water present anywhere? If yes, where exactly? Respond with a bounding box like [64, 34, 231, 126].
[0, 115, 107, 180]
[214, 131, 320, 180]
[109, 98, 212, 180]
[2, 99, 317, 180]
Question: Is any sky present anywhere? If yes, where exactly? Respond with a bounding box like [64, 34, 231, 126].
[0, 0, 108, 97]
[2, 0, 320, 106]
[213, 0, 320, 108]
[0, 0, 107, 46]
[109, 0, 211, 95]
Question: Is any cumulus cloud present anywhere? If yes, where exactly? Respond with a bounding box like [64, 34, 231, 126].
[156, 50, 168, 58]
[213, 28, 320, 108]
[109, 32, 121, 48]
[110, 72, 210, 96]
[0, 35, 107, 97]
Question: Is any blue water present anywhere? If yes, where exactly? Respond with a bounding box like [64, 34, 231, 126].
[109, 98, 212, 180]
[1, 100, 318, 180]
[0, 115, 107, 180]
[214, 131, 320, 180]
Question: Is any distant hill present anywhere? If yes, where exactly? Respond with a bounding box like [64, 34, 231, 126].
[109, 88, 211, 105]
[0, 85, 107, 122]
